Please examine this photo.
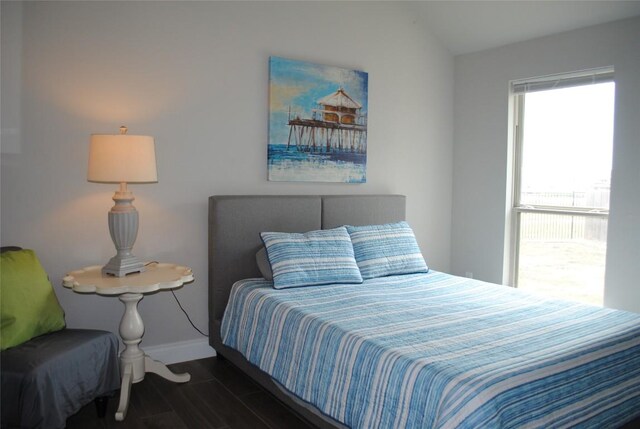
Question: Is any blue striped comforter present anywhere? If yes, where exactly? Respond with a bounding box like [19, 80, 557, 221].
[221, 271, 640, 428]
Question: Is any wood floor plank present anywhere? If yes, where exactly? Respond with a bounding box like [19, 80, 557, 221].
[190, 379, 271, 429]
[207, 360, 262, 398]
[140, 411, 188, 429]
[240, 390, 315, 429]
[102, 394, 148, 429]
[65, 357, 315, 429]
[148, 372, 226, 429]
[129, 373, 175, 418]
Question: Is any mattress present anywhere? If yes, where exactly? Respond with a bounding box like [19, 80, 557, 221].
[221, 271, 640, 429]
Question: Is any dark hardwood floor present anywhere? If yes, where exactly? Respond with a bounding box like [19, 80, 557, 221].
[66, 356, 315, 429]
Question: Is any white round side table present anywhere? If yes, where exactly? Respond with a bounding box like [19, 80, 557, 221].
[63, 262, 195, 421]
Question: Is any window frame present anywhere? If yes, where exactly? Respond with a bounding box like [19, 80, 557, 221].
[507, 70, 613, 288]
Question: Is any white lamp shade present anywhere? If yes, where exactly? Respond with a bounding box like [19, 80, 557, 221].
[88, 134, 157, 183]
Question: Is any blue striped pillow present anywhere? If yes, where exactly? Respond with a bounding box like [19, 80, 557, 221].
[346, 221, 428, 279]
[260, 227, 363, 289]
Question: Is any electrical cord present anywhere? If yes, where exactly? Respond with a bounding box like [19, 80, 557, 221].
[145, 261, 208, 337]
[170, 290, 208, 337]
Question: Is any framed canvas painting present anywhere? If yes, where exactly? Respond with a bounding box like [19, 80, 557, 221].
[268, 56, 368, 183]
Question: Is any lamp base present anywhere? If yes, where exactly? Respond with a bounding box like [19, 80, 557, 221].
[103, 255, 145, 277]
[103, 185, 145, 277]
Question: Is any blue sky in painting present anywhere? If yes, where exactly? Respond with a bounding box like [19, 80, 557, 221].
[268, 56, 368, 145]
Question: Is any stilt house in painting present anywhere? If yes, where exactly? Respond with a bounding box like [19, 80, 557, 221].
[286, 87, 367, 153]
[317, 87, 362, 124]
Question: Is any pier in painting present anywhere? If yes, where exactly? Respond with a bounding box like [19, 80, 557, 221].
[286, 87, 367, 154]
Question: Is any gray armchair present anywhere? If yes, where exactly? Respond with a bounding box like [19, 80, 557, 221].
[0, 247, 120, 429]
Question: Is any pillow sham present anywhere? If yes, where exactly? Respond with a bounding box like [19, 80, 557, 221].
[260, 227, 363, 289]
[346, 221, 428, 279]
[255, 247, 273, 281]
[1, 249, 66, 350]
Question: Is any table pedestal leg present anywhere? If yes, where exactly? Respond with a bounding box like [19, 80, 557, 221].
[115, 293, 190, 421]
[145, 355, 191, 382]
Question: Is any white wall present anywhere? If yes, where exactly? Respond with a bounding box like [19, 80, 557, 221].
[451, 17, 640, 312]
[1, 2, 453, 349]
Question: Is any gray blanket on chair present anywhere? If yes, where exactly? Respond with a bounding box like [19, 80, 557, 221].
[1, 329, 120, 429]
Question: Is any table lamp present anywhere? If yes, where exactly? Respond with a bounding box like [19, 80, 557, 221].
[87, 126, 157, 277]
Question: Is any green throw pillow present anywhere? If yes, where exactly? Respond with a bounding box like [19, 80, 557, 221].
[1, 249, 66, 350]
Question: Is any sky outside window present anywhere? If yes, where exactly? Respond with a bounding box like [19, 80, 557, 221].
[520, 83, 615, 209]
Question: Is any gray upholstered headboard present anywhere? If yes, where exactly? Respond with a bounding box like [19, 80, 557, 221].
[208, 194, 406, 340]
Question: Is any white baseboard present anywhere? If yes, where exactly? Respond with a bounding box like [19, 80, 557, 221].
[144, 337, 217, 364]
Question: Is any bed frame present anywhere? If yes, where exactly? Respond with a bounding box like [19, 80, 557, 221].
[208, 194, 405, 427]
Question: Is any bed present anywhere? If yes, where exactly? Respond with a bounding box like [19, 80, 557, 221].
[208, 195, 640, 428]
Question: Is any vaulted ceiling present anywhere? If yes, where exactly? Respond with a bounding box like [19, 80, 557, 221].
[413, 1, 640, 55]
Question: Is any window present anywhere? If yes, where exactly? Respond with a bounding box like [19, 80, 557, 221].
[509, 68, 615, 306]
